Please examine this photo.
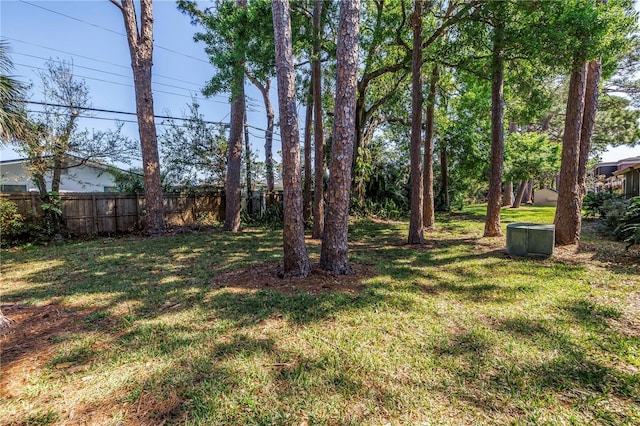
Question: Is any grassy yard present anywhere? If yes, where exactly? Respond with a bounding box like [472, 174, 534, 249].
[1, 206, 639, 425]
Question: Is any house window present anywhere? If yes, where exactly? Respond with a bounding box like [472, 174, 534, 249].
[1, 184, 27, 192]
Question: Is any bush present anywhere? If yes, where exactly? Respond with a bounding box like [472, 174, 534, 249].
[601, 197, 630, 230]
[0, 198, 25, 241]
[613, 197, 640, 249]
[583, 192, 624, 218]
[241, 203, 284, 229]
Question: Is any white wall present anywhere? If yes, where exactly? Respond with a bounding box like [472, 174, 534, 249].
[533, 189, 558, 207]
[0, 161, 117, 192]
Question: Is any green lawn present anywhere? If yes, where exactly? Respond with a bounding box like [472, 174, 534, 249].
[2, 205, 639, 425]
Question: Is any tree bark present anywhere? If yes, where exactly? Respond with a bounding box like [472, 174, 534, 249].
[312, 0, 325, 239]
[511, 180, 527, 208]
[303, 89, 313, 222]
[526, 178, 534, 203]
[225, 77, 245, 232]
[320, 0, 359, 275]
[111, 0, 165, 236]
[439, 142, 449, 211]
[222, 0, 247, 232]
[51, 155, 63, 193]
[502, 181, 514, 207]
[243, 104, 252, 213]
[423, 65, 438, 229]
[503, 122, 518, 207]
[578, 60, 601, 197]
[263, 84, 275, 192]
[484, 17, 505, 237]
[247, 77, 275, 191]
[555, 60, 588, 245]
[272, 0, 310, 278]
[408, 0, 425, 244]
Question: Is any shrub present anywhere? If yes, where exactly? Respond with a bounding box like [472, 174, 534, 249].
[613, 196, 640, 249]
[601, 197, 630, 230]
[583, 192, 624, 218]
[241, 203, 284, 229]
[0, 198, 25, 241]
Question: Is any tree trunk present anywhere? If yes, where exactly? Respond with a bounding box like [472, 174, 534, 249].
[408, 0, 424, 245]
[312, 0, 325, 239]
[526, 178, 534, 203]
[502, 181, 514, 207]
[303, 89, 313, 222]
[503, 122, 518, 207]
[263, 84, 275, 192]
[51, 156, 63, 193]
[111, 0, 165, 236]
[512, 180, 527, 208]
[225, 73, 245, 232]
[439, 142, 449, 211]
[423, 65, 438, 230]
[555, 60, 588, 245]
[484, 17, 505, 237]
[352, 95, 367, 205]
[222, 0, 248, 232]
[244, 104, 252, 213]
[578, 60, 601, 198]
[320, 0, 359, 275]
[272, 0, 310, 278]
[247, 77, 275, 192]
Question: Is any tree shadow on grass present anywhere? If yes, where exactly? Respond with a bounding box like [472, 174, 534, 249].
[361, 238, 583, 305]
[2, 217, 635, 424]
[473, 311, 639, 422]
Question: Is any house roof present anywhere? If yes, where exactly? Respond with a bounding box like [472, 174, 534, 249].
[613, 162, 640, 176]
[594, 161, 617, 167]
[0, 154, 130, 174]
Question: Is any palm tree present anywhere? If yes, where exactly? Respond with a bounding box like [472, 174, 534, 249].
[0, 40, 27, 328]
[0, 39, 29, 144]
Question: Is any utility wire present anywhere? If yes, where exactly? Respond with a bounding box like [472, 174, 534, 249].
[15, 62, 235, 105]
[7, 37, 211, 90]
[16, 54, 203, 92]
[19, 0, 210, 65]
[26, 101, 229, 127]
[25, 100, 281, 137]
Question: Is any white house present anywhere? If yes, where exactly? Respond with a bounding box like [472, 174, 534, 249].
[0, 157, 122, 192]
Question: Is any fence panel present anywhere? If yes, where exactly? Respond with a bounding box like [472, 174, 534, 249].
[1, 190, 276, 236]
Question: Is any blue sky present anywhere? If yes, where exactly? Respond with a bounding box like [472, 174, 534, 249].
[1, 0, 639, 165]
[1, 0, 277, 163]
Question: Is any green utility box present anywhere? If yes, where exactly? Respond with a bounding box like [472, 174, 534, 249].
[506, 223, 555, 257]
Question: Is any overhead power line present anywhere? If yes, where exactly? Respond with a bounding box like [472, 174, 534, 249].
[14, 52, 203, 90]
[15, 62, 235, 105]
[25, 100, 229, 127]
[24, 100, 281, 139]
[6, 37, 210, 90]
[15, 54, 202, 92]
[18, 0, 210, 65]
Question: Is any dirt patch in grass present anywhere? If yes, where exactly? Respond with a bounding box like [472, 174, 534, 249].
[211, 262, 377, 295]
[0, 303, 92, 399]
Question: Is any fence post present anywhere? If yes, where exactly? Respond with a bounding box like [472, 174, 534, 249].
[91, 194, 98, 233]
[135, 192, 140, 230]
[30, 192, 37, 217]
[114, 197, 119, 233]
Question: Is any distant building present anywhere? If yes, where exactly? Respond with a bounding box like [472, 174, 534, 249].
[593, 162, 618, 179]
[533, 188, 558, 207]
[613, 162, 640, 198]
[0, 156, 123, 193]
[593, 156, 640, 194]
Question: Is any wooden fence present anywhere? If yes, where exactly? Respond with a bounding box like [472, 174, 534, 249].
[1, 190, 283, 236]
